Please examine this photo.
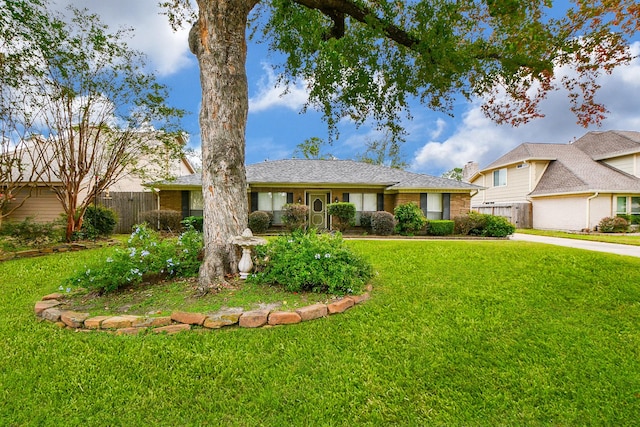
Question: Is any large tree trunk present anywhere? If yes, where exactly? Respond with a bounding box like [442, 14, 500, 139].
[192, 0, 257, 291]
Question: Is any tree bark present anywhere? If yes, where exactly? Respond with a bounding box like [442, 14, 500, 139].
[192, 0, 257, 291]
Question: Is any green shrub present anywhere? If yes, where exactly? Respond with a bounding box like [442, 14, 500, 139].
[181, 216, 203, 232]
[140, 209, 183, 232]
[360, 211, 374, 232]
[484, 215, 516, 237]
[78, 205, 118, 239]
[394, 202, 427, 235]
[249, 229, 373, 295]
[282, 203, 308, 231]
[63, 223, 203, 294]
[248, 211, 271, 234]
[327, 202, 356, 232]
[371, 211, 395, 235]
[454, 212, 515, 237]
[427, 220, 455, 236]
[599, 216, 629, 233]
[0, 217, 65, 247]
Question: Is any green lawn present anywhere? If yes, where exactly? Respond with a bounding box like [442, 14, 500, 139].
[517, 228, 640, 246]
[1, 240, 639, 425]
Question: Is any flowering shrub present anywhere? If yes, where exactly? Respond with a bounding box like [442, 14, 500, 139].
[598, 216, 629, 233]
[371, 211, 395, 235]
[282, 203, 309, 231]
[249, 229, 373, 295]
[63, 224, 203, 294]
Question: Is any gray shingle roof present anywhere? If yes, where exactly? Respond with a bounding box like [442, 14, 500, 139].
[478, 131, 640, 197]
[572, 130, 640, 160]
[155, 159, 481, 192]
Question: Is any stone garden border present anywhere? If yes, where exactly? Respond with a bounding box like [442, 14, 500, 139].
[34, 286, 372, 335]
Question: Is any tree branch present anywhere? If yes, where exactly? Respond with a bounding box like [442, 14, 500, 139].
[293, 0, 419, 49]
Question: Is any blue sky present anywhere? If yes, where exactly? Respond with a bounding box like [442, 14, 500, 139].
[57, 0, 640, 176]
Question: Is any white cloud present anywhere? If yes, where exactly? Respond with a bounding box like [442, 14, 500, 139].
[412, 41, 640, 175]
[56, 0, 193, 76]
[249, 64, 309, 113]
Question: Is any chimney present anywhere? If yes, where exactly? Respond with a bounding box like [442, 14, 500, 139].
[462, 161, 479, 182]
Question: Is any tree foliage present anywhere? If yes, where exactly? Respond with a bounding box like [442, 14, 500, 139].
[1, 3, 185, 240]
[293, 136, 333, 159]
[357, 135, 407, 169]
[442, 167, 463, 181]
[162, 0, 639, 287]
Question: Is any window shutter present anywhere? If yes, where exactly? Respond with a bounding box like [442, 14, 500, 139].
[443, 193, 451, 220]
[420, 193, 428, 217]
[181, 191, 190, 218]
[287, 192, 294, 204]
[377, 193, 384, 211]
[343, 193, 349, 202]
[250, 192, 258, 212]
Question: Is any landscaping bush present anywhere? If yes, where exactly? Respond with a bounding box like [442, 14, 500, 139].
[426, 220, 455, 236]
[371, 211, 395, 235]
[64, 223, 203, 294]
[78, 205, 118, 239]
[484, 215, 516, 237]
[454, 211, 486, 235]
[249, 229, 373, 295]
[181, 216, 203, 232]
[327, 202, 356, 232]
[617, 214, 640, 225]
[360, 211, 374, 233]
[394, 202, 427, 235]
[599, 216, 629, 233]
[282, 203, 308, 231]
[454, 212, 515, 237]
[0, 217, 65, 247]
[140, 209, 183, 232]
[248, 211, 272, 234]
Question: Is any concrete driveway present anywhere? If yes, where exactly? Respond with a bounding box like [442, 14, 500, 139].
[510, 233, 640, 258]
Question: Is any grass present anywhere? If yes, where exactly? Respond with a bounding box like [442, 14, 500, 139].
[1, 240, 640, 425]
[518, 228, 640, 246]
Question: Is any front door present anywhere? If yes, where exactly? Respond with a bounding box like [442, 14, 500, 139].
[308, 193, 327, 229]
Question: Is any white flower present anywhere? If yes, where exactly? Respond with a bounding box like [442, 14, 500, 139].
[106, 257, 113, 263]
[315, 254, 321, 259]
[85, 269, 91, 276]
[66, 287, 71, 293]
[324, 253, 331, 258]
[140, 250, 150, 257]
[58, 286, 63, 291]
[128, 247, 137, 257]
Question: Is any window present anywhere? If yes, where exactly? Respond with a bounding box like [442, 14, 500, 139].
[257, 192, 288, 224]
[493, 168, 507, 187]
[349, 193, 378, 225]
[426, 193, 443, 220]
[616, 196, 640, 215]
[190, 190, 203, 217]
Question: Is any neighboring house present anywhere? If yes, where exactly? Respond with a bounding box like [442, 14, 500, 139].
[152, 159, 482, 229]
[466, 130, 640, 231]
[2, 133, 194, 225]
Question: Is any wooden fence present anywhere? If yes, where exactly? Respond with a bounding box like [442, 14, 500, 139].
[97, 192, 157, 234]
[474, 203, 532, 229]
